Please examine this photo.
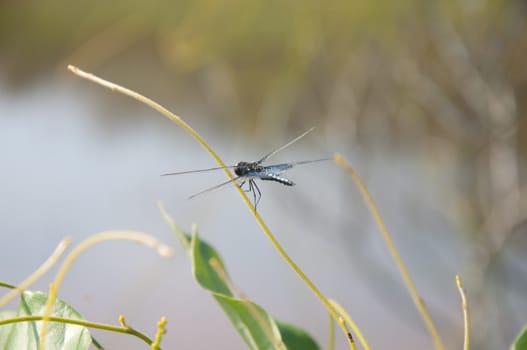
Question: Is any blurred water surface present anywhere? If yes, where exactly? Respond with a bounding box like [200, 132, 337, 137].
[1, 79, 525, 349]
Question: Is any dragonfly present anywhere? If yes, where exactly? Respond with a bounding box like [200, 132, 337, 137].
[162, 128, 329, 209]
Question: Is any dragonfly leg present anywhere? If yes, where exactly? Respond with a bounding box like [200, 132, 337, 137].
[239, 180, 252, 193]
[250, 180, 262, 209]
[248, 180, 256, 208]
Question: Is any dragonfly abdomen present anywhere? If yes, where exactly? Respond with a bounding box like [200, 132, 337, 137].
[260, 174, 295, 186]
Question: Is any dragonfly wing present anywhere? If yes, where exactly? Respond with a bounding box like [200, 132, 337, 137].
[256, 158, 331, 185]
[292, 158, 332, 165]
[257, 127, 315, 164]
[259, 158, 330, 175]
[263, 163, 294, 175]
[188, 176, 242, 200]
[162, 165, 237, 176]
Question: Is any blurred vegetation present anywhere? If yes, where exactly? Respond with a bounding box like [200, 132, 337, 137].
[1, 1, 524, 139]
[1, 1, 526, 348]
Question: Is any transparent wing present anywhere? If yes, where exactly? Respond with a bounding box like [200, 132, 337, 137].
[187, 176, 242, 200]
[262, 158, 331, 175]
[292, 158, 332, 166]
[257, 127, 315, 164]
[262, 163, 294, 175]
[161, 165, 236, 176]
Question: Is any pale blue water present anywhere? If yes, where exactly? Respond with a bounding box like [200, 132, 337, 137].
[0, 79, 524, 349]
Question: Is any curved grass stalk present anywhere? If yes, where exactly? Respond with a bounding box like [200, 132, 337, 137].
[0, 238, 72, 308]
[334, 153, 445, 350]
[158, 200, 190, 251]
[456, 275, 470, 350]
[68, 65, 361, 348]
[39, 231, 172, 350]
[327, 311, 335, 350]
[329, 299, 371, 350]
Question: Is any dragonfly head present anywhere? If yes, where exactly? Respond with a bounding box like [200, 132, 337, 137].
[234, 161, 263, 176]
[234, 161, 249, 176]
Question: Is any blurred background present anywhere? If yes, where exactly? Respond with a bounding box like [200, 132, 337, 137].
[1, 1, 526, 349]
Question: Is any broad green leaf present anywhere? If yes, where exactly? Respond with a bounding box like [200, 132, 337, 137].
[277, 321, 318, 350]
[189, 232, 319, 350]
[0, 291, 91, 350]
[512, 324, 527, 350]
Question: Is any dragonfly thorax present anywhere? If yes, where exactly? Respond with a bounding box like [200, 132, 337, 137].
[234, 161, 264, 176]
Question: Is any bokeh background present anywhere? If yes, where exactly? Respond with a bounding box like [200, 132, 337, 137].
[1, 1, 526, 349]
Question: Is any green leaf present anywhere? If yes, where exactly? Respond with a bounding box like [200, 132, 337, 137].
[277, 321, 319, 350]
[189, 232, 319, 350]
[512, 324, 527, 350]
[0, 291, 92, 350]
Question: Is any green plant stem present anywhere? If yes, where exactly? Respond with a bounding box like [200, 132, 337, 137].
[456, 275, 470, 350]
[91, 337, 104, 349]
[248, 203, 357, 350]
[0, 315, 154, 345]
[67, 65, 230, 175]
[329, 299, 371, 350]
[327, 311, 335, 350]
[151, 316, 167, 350]
[334, 153, 445, 350]
[0, 282, 17, 289]
[67, 65, 361, 349]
